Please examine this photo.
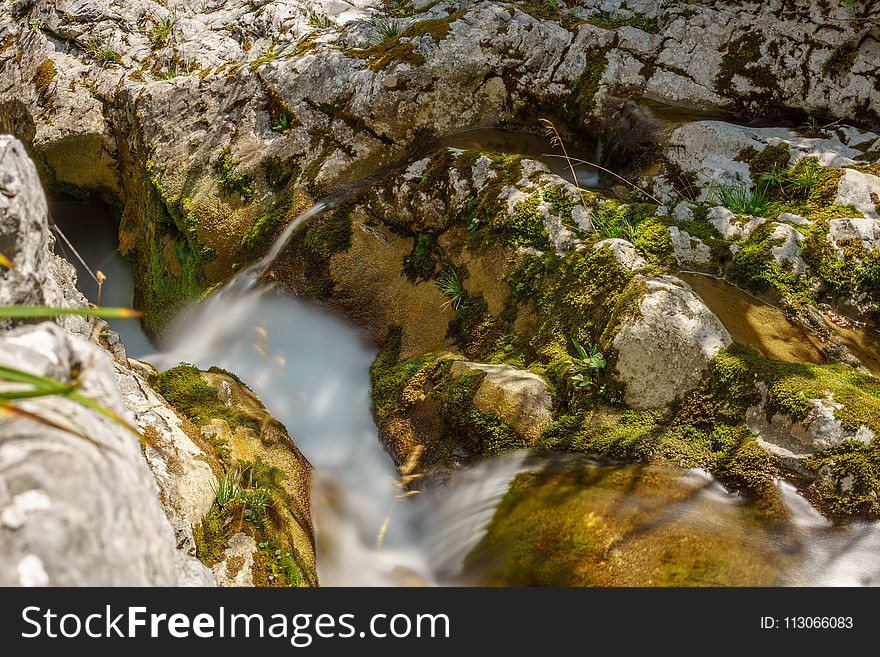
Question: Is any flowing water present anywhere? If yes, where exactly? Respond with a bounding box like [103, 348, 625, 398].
[52, 164, 880, 587]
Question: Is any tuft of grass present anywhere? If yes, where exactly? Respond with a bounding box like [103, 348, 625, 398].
[149, 13, 176, 49]
[308, 12, 334, 28]
[435, 269, 466, 310]
[367, 17, 406, 44]
[215, 471, 243, 506]
[710, 181, 769, 215]
[84, 39, 122, 65]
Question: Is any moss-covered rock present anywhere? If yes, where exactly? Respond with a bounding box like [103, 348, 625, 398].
[154, 364, 317, 586]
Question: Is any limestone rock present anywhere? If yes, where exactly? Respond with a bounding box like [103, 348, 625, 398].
[834, 169, 880, 220]
[591, 238, 645, 271]
[114, 363, 218, 553]
[0, 323, 212, 585]
[707, 206, 765, 240]
[827, 216, 880, 251]
[448, 361, 553, 443]
[748, 388, 875, 461]
[212, 532, 257, 587]
[668, 226, 713, 268]
[768, 222, 806, 275]
[613, 275, 732, 409]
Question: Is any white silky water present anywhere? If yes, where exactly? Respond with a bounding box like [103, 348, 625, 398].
[57, 195, 880, 588]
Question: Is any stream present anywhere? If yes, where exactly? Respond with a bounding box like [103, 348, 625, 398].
[51, 170, 880, 588]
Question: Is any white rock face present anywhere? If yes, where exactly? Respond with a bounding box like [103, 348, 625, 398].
[834, 169, 880, 220]
[448, 361, 553, 442]
[661, 120, 864, 203]
[707, 206, 765, 240]
[114, 364, 218, 553]
[592, 238, 645, 271]
[0, 323, 213, 585]
[613, 276, 732, 410]
[827, 216, 880, 251]
[668, 226, 713, 267]
[212, 533, 257, 587]
[748, 388, 875, 460]
[0, 134, 215, 586]
[768, 222, 806, 274]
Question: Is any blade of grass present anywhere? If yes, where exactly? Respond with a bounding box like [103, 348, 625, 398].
[0, 364, 141, 438]
[0, 305, 141, 319]
[542, 153, 664, 205]
[0, 252, 13, 269]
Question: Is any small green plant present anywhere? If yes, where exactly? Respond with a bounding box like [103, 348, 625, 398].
[786, 164, 821, 197]
[758, 166, 788, 194]
[568, 337, 606, 389]
[84, 39, 122, 65]
[435, 269, 467, 311]
[308, 12, 334, 28]
[28, 18, 42, 29]
[368, 16, 405, 44]
[155, 65, 180, 80]
[271, 113, 290, 133]
[149, 13, 176, 48]
[215, 471, 243, 506]
[243, 488, 270, 526]
[711, 181, 770, 215]
[800, 116, 823, 137]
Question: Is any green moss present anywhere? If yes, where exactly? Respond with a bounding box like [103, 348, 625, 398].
[748, 144, 791, 182]
[632, 217, 673, 264]
[153, 364, 261, 431]
[805, 441, 880, 518]
[584, 10, 659, 33]
[568, 49, 608, 126]
[136, 181, 212, 334]
[213, 145, 254, 202]
[464, 464, 787, 586]
[714, 31, 782, 114]
[262, 155, 298, 192]
[433, 365, 524, 456]
[292, 201, 355, 298]
[528, 245, 643, 363]
[240, 181, 298, 252]
[193, 503, 236, 566]
[370, 330, 524, 465]
[728, 221, 813, 306]
[32, 59, 57, 103]
[447, 292, 502, 360]
[542, 183, 578, 232]
[345, 11, 465, 70]
[822, 42, 858, 78]
[403, 233, 440, 280]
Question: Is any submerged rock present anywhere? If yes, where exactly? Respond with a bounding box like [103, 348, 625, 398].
[464, 462, 792, 586]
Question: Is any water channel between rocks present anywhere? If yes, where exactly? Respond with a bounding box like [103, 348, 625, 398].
[52, 191, 880, 587]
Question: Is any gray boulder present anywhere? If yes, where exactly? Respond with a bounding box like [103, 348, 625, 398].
[0, 322, 213, 585]
[613, 275, 732, 409]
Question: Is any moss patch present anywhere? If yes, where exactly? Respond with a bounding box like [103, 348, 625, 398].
[153, 364, 261, 431]
[464, 463, 789, 586]
[345, 11, 465, 70]
[32, 58, 57, 105]
[213, 145, 254, 202]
